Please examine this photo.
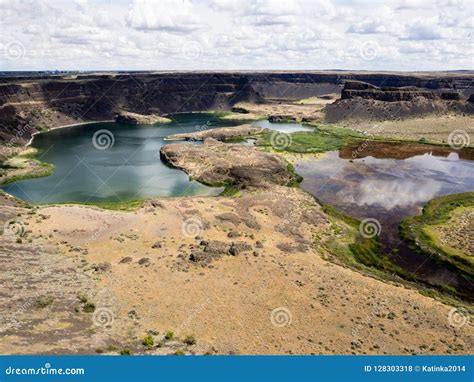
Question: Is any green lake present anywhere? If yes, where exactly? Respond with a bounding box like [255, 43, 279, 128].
[2, 114, 309, 204]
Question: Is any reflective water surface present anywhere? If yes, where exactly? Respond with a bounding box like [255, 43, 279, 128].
[296, 143, 474, 297]
[2, 114, 243, 203]
[3, 115, 310, 204]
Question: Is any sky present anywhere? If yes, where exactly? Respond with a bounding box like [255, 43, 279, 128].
[0, 0, 472, 71]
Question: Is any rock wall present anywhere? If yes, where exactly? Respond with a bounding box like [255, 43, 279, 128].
[341, 80, 462, 102]
[0, 71, 473, 142]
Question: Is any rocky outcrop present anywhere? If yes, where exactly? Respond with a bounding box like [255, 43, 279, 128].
[188, 240, 253, 265]
[115, 111, 171, 125]
[326, 80, 474, 122]
[268, 115, 297, 122]
[342, 80, 440, 102]
[165, 124, 265, 141]
[159, 138, 296, 188]
[342, 80, 466, 102]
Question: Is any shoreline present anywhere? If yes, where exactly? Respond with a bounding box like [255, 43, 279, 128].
[26, 120, 115, 146]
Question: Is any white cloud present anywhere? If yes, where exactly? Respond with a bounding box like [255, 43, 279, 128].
[126, 0, 204, 32]
[0, 0, 472, 71]
[401, 19, 446, 40]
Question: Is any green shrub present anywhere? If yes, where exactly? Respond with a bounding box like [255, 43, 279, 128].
[83, 301, 96, 313]
[183, 335, 196, 345]
[35, 295, 54, 309]
[119, 348, 131, 356]
[164, 330, 174, 340]
[143, 335, 154, 349]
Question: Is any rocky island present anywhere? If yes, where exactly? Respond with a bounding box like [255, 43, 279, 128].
[115, 111, 171, 125]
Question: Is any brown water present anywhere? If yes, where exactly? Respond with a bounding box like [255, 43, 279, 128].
[296, 141, 474, 299]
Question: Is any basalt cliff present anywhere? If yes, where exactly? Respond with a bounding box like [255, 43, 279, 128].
[0, 71, 473, 142]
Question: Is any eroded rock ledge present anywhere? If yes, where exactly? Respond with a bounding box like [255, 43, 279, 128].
[115, 111, 171, 125]
[160, 138, 296, 188]
[165, 124, 266, 141]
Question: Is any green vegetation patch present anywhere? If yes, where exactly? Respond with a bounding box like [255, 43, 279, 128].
[320, 203, 396, 274]
[143, 335, 154, 350]
[183, 335, 196, 346]
[78, 199, 145, 211]
[0, 148, 55, 186]
[319, 201, 468, 304]
[256, 123, 366, 154]
[35, 295, 54, 309]
[399, 192, 474, 276]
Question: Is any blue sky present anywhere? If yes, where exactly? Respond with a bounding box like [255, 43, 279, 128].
[0, 0, 472, 71]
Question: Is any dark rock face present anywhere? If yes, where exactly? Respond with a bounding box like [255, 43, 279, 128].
[342, 80, 439, 102]
[440, 92, 461, 101]
[268, 115, 297, 122]
[326, 79, 474, 122]
[230, 107, 249, 114]
[1, 71, 473, 142]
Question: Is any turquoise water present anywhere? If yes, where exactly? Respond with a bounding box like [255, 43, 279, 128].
[3, 115, 310, 204]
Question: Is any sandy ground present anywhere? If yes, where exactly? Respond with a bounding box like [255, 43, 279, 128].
[0, 187, 472, 355]
[230, 98, 333, 122]
[428, 208, 474, 259]
[335, 114, 474, 145]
